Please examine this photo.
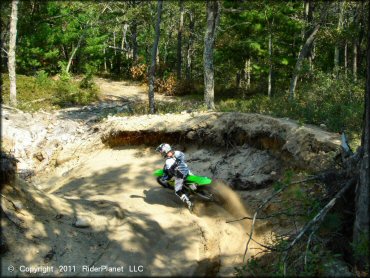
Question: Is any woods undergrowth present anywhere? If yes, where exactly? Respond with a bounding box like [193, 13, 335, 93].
[218, 71, 364, 145]
[233, 170, 367, 277]
[1, 73, 99, 111]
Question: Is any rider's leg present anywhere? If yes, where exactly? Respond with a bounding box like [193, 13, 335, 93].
[174, 177, 193, 209]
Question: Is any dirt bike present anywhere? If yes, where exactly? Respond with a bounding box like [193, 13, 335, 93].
[153, 169, 219, 202]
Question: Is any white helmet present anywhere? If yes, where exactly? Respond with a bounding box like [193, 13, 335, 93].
[156, 143, 172, 157]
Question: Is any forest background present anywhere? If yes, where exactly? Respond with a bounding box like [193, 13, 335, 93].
[1, 0, 368, 144]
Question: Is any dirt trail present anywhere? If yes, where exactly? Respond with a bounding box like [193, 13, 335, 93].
[94, 78, 175, 103]
[51, 147, 253, 275]
[2, 134, 257, 276]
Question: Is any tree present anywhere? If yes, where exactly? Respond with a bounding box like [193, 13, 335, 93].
[8, 0, 19, 107]
[289, 2, 329, 100]
[265, 8, 274, 97]
[148, 0, 163, 114]
[177, 0, 184, 80]
[185, 7, 195, 82]
[334, 0, 345, 77]
[353, 1, 370, 269]
[203, 0, 220, 110]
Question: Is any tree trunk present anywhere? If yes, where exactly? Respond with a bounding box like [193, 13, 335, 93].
[203, 0, 220, 110]
[307, 0, 314, 70]
[66, 34, 84, 73]
[156, 44, 160, 64]
[186, 9, 195, 81]
[8, 0, 19, 107]
[303, 0, 313, 39]
[131, 19, 138, 65]
[268, 31, 272, 97]
[353, 2, 370, 269]
[113, 30, 117, 55]
[241, 58, 251, 99]
[357, 1, 366, 73]
[103, 45, 107, 72]
[289, 0, 320, 99]
[334, 1, 345, 77]
[177, 0, 184, 80]
[148, 0, 163, 114]
[122, 23, 129, 59]
[289, 24, 321, 100]
[353, 42, 358, 82]
[344, 41, 348, 77]
[61, 45, 67, 60]
[246, 58, 251, 91]
[353, 2, 360, 82]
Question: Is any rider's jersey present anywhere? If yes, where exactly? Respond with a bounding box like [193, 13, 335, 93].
[164, 151, 189, 177]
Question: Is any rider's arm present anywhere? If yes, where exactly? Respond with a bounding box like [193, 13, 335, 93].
[162, 167, 171, 180]
[163, 158, 176, 180]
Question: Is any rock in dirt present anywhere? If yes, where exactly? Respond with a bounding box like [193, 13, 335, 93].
[74, 215, 92, 228]
[44, 248, 56, 263]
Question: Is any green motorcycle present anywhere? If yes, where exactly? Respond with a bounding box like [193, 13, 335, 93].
[153, 169, 219, 202]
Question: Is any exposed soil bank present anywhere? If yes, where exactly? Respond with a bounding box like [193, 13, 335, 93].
[100, 112, 341, 172]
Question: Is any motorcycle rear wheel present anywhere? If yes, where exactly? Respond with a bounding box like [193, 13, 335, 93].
[194, 187, 219, 202]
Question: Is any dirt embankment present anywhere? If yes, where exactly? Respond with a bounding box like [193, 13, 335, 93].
[100, 112, 341, 188]
[1, 79, 342, 277]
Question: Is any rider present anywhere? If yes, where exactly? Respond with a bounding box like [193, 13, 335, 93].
[155, 143, 193, 210]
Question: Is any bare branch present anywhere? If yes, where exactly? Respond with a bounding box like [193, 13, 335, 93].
[226, 211, 304, 223]
[107, 45, 129, 52]
[285, 178, 355, 252]
[228, 176, 319, 223]
[241, 176, 316, 261]
[304, 228, 317, 270]
[2, 104, 23, 113]
[282, 177, 356, 275]
[244, 231, 281, 252]
[227, 173, 354, 263]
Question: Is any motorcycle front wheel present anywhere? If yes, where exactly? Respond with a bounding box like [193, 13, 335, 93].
[156, 177, 172, 189]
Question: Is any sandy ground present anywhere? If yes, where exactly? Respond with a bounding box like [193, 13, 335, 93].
[95, 78, 175, 103]
[2, 146, 258, 277]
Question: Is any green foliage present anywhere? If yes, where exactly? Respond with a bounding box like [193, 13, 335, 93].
[2, 74, 56, 111]
[53, 79, 98, 107]
[1, 74, 98, 111]
[217, 69, 363, 140]
[58, 61, 71, 81]
[351, 232, 369, 269]
[80, 64, 98, 90]
[237, 220, 351, 277]
[35, 70, 52, 87]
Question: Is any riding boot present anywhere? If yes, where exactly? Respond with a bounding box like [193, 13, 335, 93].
[180, 194, 193, 211]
